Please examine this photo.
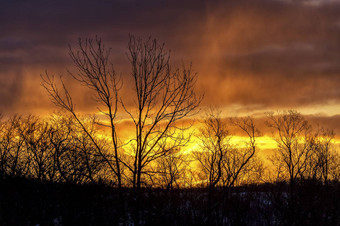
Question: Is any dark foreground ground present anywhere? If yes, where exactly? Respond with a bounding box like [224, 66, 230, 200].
[0, 177, 339, 225]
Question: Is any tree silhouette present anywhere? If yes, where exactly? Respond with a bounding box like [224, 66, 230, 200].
[41, 35, 201, 191]
[194, 111, 259, 190]
[48, 114, 109, 184]
[304, 127, 338, 184]
[194, 110, 229, 191]
[42, 37, 122, 188]
[18, 116, 54, 182]
[224, 116, 259, 188]
[267, 110, 311, 186]
[119, 36, 201, 191]
[0, 115, 27, 178]
[154, 147, 189, 190]
[266, 110, 314, 225]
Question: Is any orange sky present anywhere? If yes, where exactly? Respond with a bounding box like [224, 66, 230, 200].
[1, 0, 340, 146]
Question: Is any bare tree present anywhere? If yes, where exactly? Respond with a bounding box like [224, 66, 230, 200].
[154, 147, 190, 190]
[121, 36, 201, 191]
[266, 110, 311, 187]
[194, 110, 230, 191]
[223, 116, 259, 188]
[42, 35, 201, 191]
[305, 127, 337, 184]
[0, 115, 14, 178]
[194, 112, 259, 190]
[194, 111, 259, 225]
[48, 113, 111, 184]
[234, 154, 265, 185]
[18, 116, 54, 182]
[47, 113, 73, 183]
[329, 150, 340, 182]
[41, 37, 122, 188]
[0, 115, 27, 178]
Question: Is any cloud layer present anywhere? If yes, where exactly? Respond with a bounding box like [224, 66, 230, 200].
[1, 0, 340, 117]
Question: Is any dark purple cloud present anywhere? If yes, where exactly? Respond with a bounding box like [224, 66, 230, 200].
[0, 0, 340, 115]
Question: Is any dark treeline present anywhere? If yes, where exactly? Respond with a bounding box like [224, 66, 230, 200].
[1, 36, 340, 225]
[1, 111, 339, 187]
[0, 176, 339, 225]
[0, 113, 109, 184]
[0, 111, 340, 225]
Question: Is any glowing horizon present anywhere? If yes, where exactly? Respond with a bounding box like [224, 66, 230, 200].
[1, 0, 340, 185]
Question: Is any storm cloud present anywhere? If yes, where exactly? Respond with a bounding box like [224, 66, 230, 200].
[1, 0, 340, 116]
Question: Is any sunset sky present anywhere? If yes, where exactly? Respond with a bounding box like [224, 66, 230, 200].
[1, 0, 340, 139]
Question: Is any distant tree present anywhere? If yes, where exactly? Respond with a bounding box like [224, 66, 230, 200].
[1, 113, 112, 184]
[48, 114, 110, 184]
[194, 110, 230, 191]
[194, 111, 259, 225]
[234, 154, 265, 185]
[194, 111, 259, 190]
[0, 115, 14, 178]
[329, 150, 340, 182]
[47, 113, 73, 183]
[223, 116, 259, 188]
[18, 116, 55, 181]
[0, 115, 27, 178]
[154, 147, 189, 190]
[267, 110, 312, 186]
[305, 127, 338, 184]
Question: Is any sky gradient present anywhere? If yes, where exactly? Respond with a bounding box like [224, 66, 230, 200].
[1, 0, 340, 135]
